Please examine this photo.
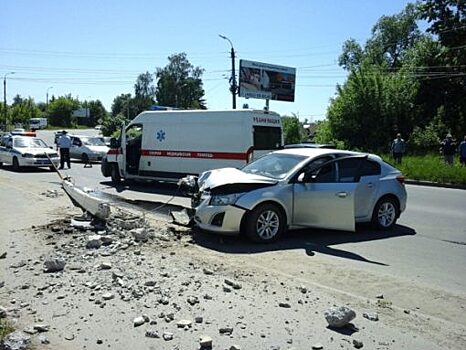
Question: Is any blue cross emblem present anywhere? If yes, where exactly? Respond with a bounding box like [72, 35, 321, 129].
[156, 130, 166, 142]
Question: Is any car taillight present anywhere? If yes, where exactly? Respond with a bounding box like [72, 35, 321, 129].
[396, 175, 406, 185]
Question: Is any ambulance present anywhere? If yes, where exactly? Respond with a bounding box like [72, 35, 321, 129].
[101, 109, 283, 183]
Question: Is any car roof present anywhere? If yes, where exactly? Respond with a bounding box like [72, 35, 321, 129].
[274, 148, 360, 158]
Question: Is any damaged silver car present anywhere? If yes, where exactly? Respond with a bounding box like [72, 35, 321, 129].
[183, 148, 407, 243]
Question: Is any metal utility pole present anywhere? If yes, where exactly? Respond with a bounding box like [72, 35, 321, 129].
[3, 71, 15, 129]
[219, 34, 237, 109]
[46, 86, 53, 111]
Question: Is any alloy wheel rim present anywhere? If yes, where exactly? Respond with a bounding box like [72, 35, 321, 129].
[377, 202, 396, 227]
[256, 210, 280, 239]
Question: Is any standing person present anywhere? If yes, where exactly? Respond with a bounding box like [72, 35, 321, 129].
[391, 133, 406, 164]
[440, 134, 457, 165]
[57, 130, 71, 169]
[459, 135, 466, 167]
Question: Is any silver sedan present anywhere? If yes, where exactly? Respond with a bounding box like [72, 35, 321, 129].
[191, 148, 407, 243]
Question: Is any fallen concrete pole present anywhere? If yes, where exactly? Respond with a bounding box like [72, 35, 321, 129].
[62, 179, 111, 220]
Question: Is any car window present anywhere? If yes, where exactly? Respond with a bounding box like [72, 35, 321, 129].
[337, 158, 362, 182]
[13, 138, 47, 148]
[313, 162, 337, 183]
[360, 159, 381, 176]
[72, 138, 82, 146]
[242, 153, 306, 180]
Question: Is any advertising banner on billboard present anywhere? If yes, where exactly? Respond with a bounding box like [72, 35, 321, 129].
[239, 59, 296, 102]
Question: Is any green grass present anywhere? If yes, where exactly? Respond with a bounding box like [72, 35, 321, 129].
[0, 319, 15, 342]
[381, 154, 466, 185]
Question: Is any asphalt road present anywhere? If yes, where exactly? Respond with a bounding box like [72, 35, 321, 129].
[5, 129, 466, 324]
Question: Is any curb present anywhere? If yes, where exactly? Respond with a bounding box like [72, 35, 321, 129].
[405, 179, 466, 190]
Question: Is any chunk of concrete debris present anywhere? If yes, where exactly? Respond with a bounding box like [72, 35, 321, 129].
[0, 251, 7, 259]
[44, 258, 66, 273]
[312, 344, 324, 350]
[199, 335, 213, 349]
[170, 208, 192, 226]
[224, 279, 242, 290]
[131, 228, 150, 242]
[86, 235, 102, 249]
[2, 331, 31, 350]
[219, 327, 234, 335]
[145, 329, 159, 338]
[230, 345, 241, 350]
[133, 316, 146, 327]
[98, 262, 112, 270]
[362, 312, 379, 321]
[279, 302, 291, 308]
[33, 324, 50, 332]
[162, 332, 174, 341]
[37, 334, 50, 344]
[102, 292, 115, 301]
[324, 306, 356, 328]
[353, 339, 364, 348]
[177, 319, 192, 328]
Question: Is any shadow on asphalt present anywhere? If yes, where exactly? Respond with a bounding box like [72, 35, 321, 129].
[190, 224, 416, 266]
[0, 166, 53, 173]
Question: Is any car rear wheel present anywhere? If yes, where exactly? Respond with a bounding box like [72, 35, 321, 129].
[372, 197, 399, 230]
[81, 153, 89, 163]
[244, 203, 285, 243]
[111, 164, 121, 184]
[12, 157, 20, 171]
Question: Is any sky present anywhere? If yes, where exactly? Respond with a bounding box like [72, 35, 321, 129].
[1, 0, 413, 122]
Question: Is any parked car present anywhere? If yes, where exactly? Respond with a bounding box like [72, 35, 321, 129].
[0, 135, 59, 171]
[69, 135, 109, 162]
[189, 148, 407, 243]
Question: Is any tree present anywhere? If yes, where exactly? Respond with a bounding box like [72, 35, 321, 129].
[111, 93, 138, 119]
[419, 0, 466, 136]
[82, 100, 107, 127]
[133, 72, 156, 114]
[155, 53, 206, 109]
[48, 95, 80, 127]
[9, 97, 42, 126]
[281, 115, 304, 144]
[102, 113, 128, 137]
[339, 38, 364, 71]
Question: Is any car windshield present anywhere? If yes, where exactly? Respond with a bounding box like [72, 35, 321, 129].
[242, 153, 306, 179]
[82, 137, 106, 146]
[14, 137, 48, 148]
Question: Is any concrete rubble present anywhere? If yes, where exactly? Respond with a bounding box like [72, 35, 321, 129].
[1, 190, 463, 350]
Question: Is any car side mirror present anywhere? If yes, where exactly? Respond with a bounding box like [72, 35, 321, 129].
[49, 146, 53, 149]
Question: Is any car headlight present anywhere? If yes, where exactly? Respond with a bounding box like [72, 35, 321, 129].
[22, 153, 34, 158]
[210, 193, 245, 206]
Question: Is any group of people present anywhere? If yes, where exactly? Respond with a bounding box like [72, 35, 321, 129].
[390, 133, 466, 166]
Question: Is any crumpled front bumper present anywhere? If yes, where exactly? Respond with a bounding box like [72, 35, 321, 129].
[193, 194, 246, 235]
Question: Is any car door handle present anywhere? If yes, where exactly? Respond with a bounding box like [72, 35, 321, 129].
[336, 192, 348, 198]
[367, 182, 374, 188]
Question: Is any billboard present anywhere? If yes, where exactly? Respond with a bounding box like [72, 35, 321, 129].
[239, 59, 296, 102]
[71, 108, 90, 118]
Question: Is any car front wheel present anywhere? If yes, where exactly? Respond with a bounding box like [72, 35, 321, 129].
[244, 203, 285, 243]
[372, 197, 399, 230]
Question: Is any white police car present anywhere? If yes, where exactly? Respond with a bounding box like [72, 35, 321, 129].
[0, 135, 60, 171]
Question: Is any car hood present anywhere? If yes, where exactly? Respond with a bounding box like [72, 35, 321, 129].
[198, 167, 277, 191]
[17, 147, 57, 156]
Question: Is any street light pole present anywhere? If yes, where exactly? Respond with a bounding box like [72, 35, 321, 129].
[219, 34, 237, 109]
[3, 71, 15, 129]
[46, 86, 53, 111]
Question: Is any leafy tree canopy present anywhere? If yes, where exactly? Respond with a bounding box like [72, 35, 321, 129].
[155, 53, 206, 109]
